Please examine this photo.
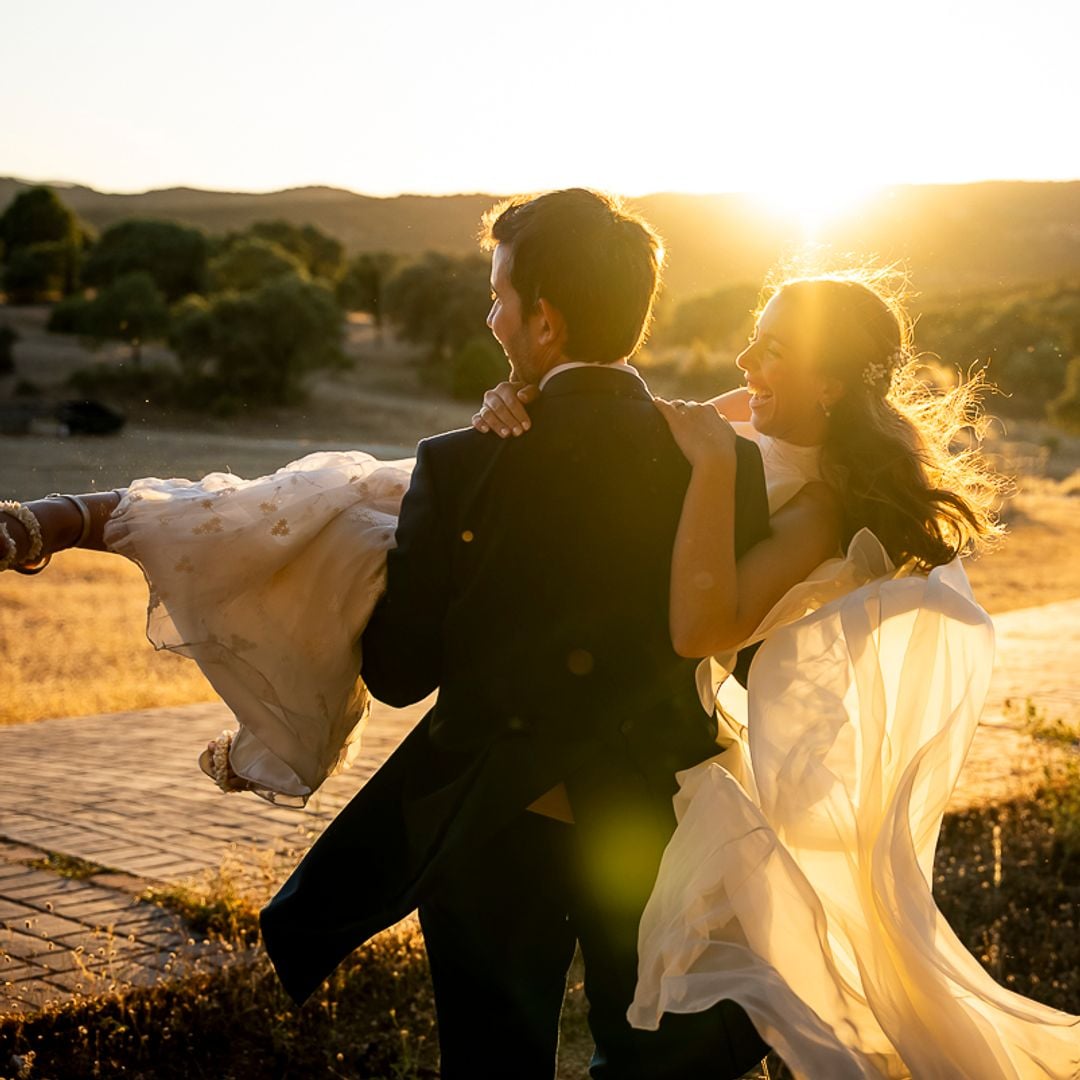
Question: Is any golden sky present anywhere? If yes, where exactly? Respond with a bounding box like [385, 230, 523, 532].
[2, 0, 1077, 213]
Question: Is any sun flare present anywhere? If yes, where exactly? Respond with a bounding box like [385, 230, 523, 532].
[748, 181, 880, 238]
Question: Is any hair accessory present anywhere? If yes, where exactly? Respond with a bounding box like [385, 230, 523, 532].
[0, 500, 44, 566]
[863, 348, 902, 389]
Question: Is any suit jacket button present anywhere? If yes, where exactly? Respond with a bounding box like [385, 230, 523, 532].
[507, 716, 530, 733]
[620, 719, 635, 736]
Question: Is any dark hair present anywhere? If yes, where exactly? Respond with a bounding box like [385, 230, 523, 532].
[760, 270, 1006, 571]
[479, 188, 665, 365]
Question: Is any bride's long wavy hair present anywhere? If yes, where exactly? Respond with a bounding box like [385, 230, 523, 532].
[758, 267, 1007, 571]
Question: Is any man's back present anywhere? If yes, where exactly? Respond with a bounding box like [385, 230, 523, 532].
[363, 365, 768, 791]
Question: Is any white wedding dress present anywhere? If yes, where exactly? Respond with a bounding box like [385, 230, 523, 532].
[628, 426, 1080, 1079]
[103, 433, 1080, 1076]
[104, 451, 415, 804]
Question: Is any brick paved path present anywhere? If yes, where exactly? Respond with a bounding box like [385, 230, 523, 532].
[0, 697, 429, 1015]
[0, 597, 1077, 1017]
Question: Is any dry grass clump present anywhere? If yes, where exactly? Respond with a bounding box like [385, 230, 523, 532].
[1, 847, 440, 1079]
[0, 548, 216, 725]
[935, 757, 1080, 1012]
[0, 924, 439, 1080]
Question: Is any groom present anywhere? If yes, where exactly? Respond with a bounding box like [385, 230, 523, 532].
[261, 189, 771, 1078]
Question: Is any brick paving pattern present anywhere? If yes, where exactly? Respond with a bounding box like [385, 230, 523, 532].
[0, 697, 429, 1015]
[0, 597, 1077, 1016]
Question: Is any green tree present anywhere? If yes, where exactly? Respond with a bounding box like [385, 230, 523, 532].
[383, 253, 492, 360]
[2, 242, 73, 303]
[82, 219, 208, 302]
[208, 238, 307, 294]
[1049, 356, 1080, 433]
[0, 186, 83, 298]
[82, 272, 171, 364]
[658, 284, 759, 347]
[337, 252, 399, 333]
[235, 220, 345, 281]
[449, 335, 508, 400]
[170, 274, 343, 406]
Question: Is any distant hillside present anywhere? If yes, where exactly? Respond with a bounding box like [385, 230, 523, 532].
[3, 177, 1080, 301]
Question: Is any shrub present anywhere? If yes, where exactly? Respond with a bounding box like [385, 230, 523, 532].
[47, 293, 92, 334]
[448, 335, 508, 400]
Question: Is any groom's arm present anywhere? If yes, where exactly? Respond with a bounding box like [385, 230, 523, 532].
[361, 438, 452, 707]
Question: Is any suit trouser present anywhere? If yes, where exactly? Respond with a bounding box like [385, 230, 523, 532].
[418, 808, 768, 1080]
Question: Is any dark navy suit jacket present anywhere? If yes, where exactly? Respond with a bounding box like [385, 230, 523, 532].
[260, 365, 770, 1003]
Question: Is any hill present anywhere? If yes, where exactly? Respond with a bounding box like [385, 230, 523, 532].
[2, 177, 1080, 301]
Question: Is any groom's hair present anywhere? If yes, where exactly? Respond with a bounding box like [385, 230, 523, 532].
[479, 188, 665, 365]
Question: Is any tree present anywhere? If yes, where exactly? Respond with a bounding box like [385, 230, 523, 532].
[170, 273, 343, 406]
[658, 284, 759, 347]
[0, 186, 83, 298]
[2, 242, 73, 303]
[235, 220, 345, 282]
[1049, 356, 1080, 433]
[337, 252, 399, 333]
[208, 237, 307, 294]
[82, 219, 208, 302]
[0, 186, 80, 253]
[383, 253, 492, 360]
[82, 272, 170, 364]
[449, 335, 508, 400]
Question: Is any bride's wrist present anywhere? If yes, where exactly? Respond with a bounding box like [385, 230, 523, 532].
[691, 451, 737, 477]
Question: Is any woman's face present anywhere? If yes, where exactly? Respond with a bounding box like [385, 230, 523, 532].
[736, 291, 835, 446]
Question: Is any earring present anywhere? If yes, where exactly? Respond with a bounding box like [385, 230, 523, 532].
[819, 400, 831, 419]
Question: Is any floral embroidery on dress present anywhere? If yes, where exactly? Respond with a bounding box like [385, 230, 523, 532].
[270, 518, 290, 536]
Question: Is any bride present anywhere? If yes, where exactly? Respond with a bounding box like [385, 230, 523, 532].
[474, 270, 1079, 1078]
[2, 265, 1077, 1076]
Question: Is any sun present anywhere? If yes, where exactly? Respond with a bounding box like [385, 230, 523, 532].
[747, 180, 879, 238]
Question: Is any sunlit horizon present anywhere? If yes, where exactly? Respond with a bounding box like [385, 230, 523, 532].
[3, 0, 1080, 213]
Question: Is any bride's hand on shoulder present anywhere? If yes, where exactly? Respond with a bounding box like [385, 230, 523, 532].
[471, 381, 539, 438]
[654, 398, 737, 469]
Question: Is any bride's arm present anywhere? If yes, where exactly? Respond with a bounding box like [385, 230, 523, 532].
[471, 381, 539, 436]
[656, 401, 840, 658]
[707, 387, 752, 422]
[1, 491, 125, 569]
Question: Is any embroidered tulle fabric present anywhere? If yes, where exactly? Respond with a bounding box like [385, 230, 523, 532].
[630, 425, 1080, 1078]
[104, 451, 414, 805]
